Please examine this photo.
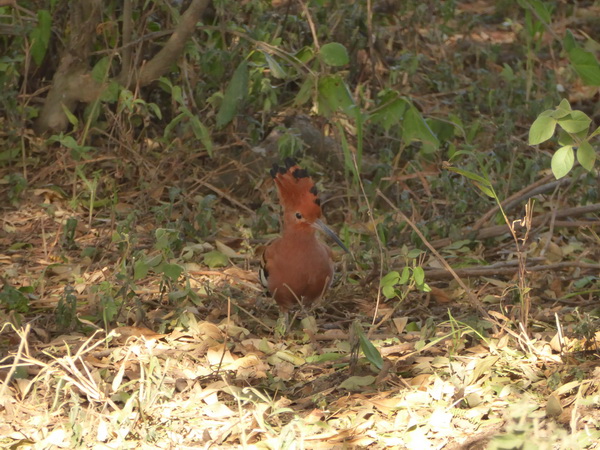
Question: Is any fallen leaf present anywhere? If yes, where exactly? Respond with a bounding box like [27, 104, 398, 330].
[339, 375, 375, 391]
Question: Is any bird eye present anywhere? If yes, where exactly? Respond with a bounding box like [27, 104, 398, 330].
[295, 212, 303, 220]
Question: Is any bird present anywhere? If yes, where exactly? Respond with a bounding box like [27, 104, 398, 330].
[259, 158, 348, 314]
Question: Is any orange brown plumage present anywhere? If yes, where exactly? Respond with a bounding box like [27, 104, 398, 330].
[260, 158, 347, 311]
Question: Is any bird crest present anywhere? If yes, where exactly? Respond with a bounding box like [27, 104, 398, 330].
[270, 158, 322, 219]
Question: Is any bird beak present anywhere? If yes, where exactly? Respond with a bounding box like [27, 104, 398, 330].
[313, 219, 349, 253]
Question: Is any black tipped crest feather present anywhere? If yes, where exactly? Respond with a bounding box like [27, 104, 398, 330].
[270, 159, 322, 213]
[284, 157, 296, 169]
[270, 158, 311, 181]
[270, 162, 289, 179]
[292, 168, 308, 179]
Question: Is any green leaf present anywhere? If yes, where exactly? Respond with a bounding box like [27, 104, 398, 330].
[413, 266, 425, 286]
[306, 352, 343, 363]
[551, 145, 574, 179]
[558, 110, 591, 134]
[577, 141, 596, 171]
[91, 56, 111, 83]
[563, 29, 577, 52]
[402, 106, 440, 152]
[164, 112, 185, 138]
[447, 167, 495, 197]
[500, 63, 515, 82]
[203, 250, 228, 268]
[550, 99, 572, 119]
[356, 326, 383, 370]
[529, 114, 557, 145]
[0, 284, 31, 313]
[446, 167, 492, 189]
[427, 118, 456, 143]
[134, 254, 162, 280]
[317, 75, 356, 118]
[264, 53, 287, 79]
[382, 285, 396, 299]
[398, 266, 410, 285]
[216, 61, 248, 128]
[170, 85, 184, 104]
[294, 76, 314, 106]
[161, 263, 183, 281]
[30, 10, 52, 65]
[319, 42, 349, 67]
[61, 104, 79, 127]
[294, 46, 315, 64]
[370, 93, 410, 132]
[169, 289, 190, 301]
[147, 102, 162, 120]
[134, 258, 150, 280]
[100, 81, 121, 103]
[407, 249, 425, 259]
[563, 30, 600, 86]
[188, 114, 214, 157]
[557, 128, 575, 146]
[380, 271, 400, 287]
[146, 254, 163, 267]
[339, 375, 376, 391]
[530, 0, 551, 24]
[472, 181, 495, 198]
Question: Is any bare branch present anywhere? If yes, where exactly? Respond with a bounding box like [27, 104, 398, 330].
[134, 0, 210, 87]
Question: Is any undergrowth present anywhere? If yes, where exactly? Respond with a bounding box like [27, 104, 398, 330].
[1, 0, 600, 448]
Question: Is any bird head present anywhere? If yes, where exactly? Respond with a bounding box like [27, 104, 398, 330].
[270, 158, 348, 252]
[271, 158, 322, 228]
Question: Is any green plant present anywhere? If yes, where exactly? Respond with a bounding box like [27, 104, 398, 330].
[446, 162, 533, 331]
[29, 9, 52, 66]
[518, 0, 554, 101]
[4, 173, 27, 204]
[61, 217, 79, 250]
[563, 30, 600, 87]
[56, 286, 78, 331]
[380, 246, 431, 304]
[133, 228, 184, 283]
[529, 98, 599, 179]
[194, 194, 217, 238]
[93, 281, 122, 329]
[160, 77, 213, 155]
[0, 283, 33, 313]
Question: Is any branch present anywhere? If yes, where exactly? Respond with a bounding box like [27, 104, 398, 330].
[424, 261, 600, 280]
[430, 203, 600, 249]
[134, 0, 210, 87]
[35, 0, 211, 134]
[120, 0, 133, 86]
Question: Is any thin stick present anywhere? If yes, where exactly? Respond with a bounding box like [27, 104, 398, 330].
[423, 260, 600, 279]
[299, 0, 320, 52]
[473, 173, 557, 230]
[0, 323, 30, 399]
[430, 203, 600, 249]
[350, 154, 384, 329]
[198, 180, 256, 216]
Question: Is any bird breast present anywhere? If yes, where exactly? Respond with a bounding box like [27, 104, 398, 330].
[263, 234, 334, 310]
